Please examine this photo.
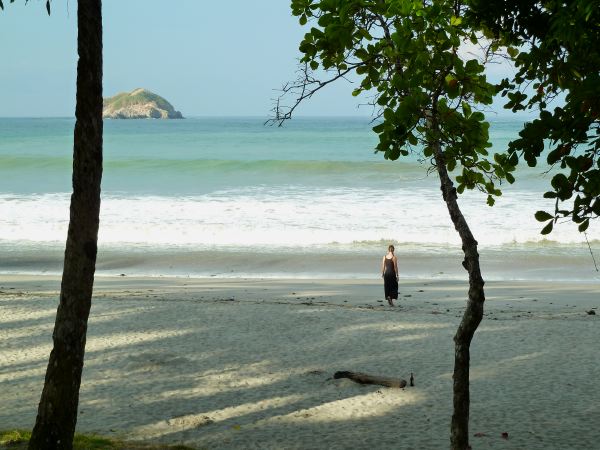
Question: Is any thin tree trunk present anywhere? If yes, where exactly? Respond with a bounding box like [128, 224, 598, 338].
[28, 1, 103, 449]
[429, 104, 485, 450]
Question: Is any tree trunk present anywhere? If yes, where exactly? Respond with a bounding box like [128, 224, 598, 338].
[429, 105, 485, 450]
[28, 1, 103, 449]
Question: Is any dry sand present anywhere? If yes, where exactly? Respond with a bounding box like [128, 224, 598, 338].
[1, 275, 599, 449]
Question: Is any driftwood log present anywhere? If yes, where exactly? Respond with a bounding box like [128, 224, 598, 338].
[334, 371, 413, 388]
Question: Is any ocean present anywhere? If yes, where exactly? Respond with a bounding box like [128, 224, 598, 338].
[1, 117, 598, 281]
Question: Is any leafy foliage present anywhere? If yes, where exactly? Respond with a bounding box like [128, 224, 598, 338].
[0, 0, 51, 14]
[285, 0, 516, 204]
[469, 0, 600, 232]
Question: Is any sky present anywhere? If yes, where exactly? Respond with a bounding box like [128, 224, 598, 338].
[0, 0, 516, 118]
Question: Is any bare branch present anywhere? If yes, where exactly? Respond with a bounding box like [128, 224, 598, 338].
[267, 61, 368, 126]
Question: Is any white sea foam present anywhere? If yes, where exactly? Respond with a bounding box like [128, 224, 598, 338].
[1, 187, 597, 249]
[2, 117, 598, 281]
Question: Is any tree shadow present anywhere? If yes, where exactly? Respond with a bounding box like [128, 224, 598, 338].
[2, 279, 598, 449]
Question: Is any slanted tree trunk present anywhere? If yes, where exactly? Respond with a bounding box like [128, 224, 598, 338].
[429, 102, 485, 450]
[28, 1, 103, 449]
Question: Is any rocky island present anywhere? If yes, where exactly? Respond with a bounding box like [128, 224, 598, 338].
[103, 88, 184, 119]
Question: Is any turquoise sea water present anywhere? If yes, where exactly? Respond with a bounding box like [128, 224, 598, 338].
[0, 117, 598, 281]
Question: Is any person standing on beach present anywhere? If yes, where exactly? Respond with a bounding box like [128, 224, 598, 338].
[381, 245, 399, 306]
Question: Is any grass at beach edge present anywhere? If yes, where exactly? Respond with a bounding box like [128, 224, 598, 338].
[0, 429, 197, 450]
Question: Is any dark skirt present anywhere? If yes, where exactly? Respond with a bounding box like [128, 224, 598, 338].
[383, 273, 398, 300]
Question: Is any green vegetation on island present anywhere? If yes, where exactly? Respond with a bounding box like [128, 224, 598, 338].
[103, 88, 184, 119]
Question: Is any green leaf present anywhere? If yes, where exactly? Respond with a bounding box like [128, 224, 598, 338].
[578, 220, 589, 232]
[46, 0, 50, 15]
[534, 211, 554, 222]
[299, 14, 307, 25]
[446, 75, 459, 98]
[506, 47, 518, 58]
[310, 60, 319, 70]
[372, 123, 385, 133]
[540, 221, 554, 235]
[358, 28, 372, 41]
[450, 16, 462, 26]
[388, 146, 400, 161]
[461, 102, 471, 117]
[465, 59, 480, 74]
[551, 173, 569, 191]
[472, 112, 485, 122]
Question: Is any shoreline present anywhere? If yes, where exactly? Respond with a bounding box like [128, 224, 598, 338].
[1, 244, 599, 282]
[1, 275, 599, 449]
[2, 272, 600, 302]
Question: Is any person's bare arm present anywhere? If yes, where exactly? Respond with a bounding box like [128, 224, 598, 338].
[393, 256, 399, 280]
[381, 256, 385, 277]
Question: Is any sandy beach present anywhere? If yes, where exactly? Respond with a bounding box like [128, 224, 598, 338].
[1, 275, 598, 449]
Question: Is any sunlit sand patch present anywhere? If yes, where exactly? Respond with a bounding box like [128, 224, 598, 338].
[190, 362, 326, 394]
[146, 369, 292, 398]
[0, 322, 53, 341]
[437, 351, 548, 381]
[287, 289, 342, 297]
[0, 341, 54, 383]
[337, 322, 449, 333]
[385, 332, 434, 343]
[88, 306, 162, 323]
[1, 330, 197, 383]
[475, 324, 517, 333]
[131, 394, 305, 438]
[84, 329, 195, 353]
[262, 390, 424, 424]
[0, 305, 56, 323]
[0, 364, 48, 383]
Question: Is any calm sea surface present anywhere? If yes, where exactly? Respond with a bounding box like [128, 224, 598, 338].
[0, 117, 598, 281]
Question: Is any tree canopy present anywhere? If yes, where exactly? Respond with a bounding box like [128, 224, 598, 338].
[283, 0, 517, 206]
[468, 0, 600, 233]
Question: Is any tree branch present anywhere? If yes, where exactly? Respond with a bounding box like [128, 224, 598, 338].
[267, 61, 368, 126]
